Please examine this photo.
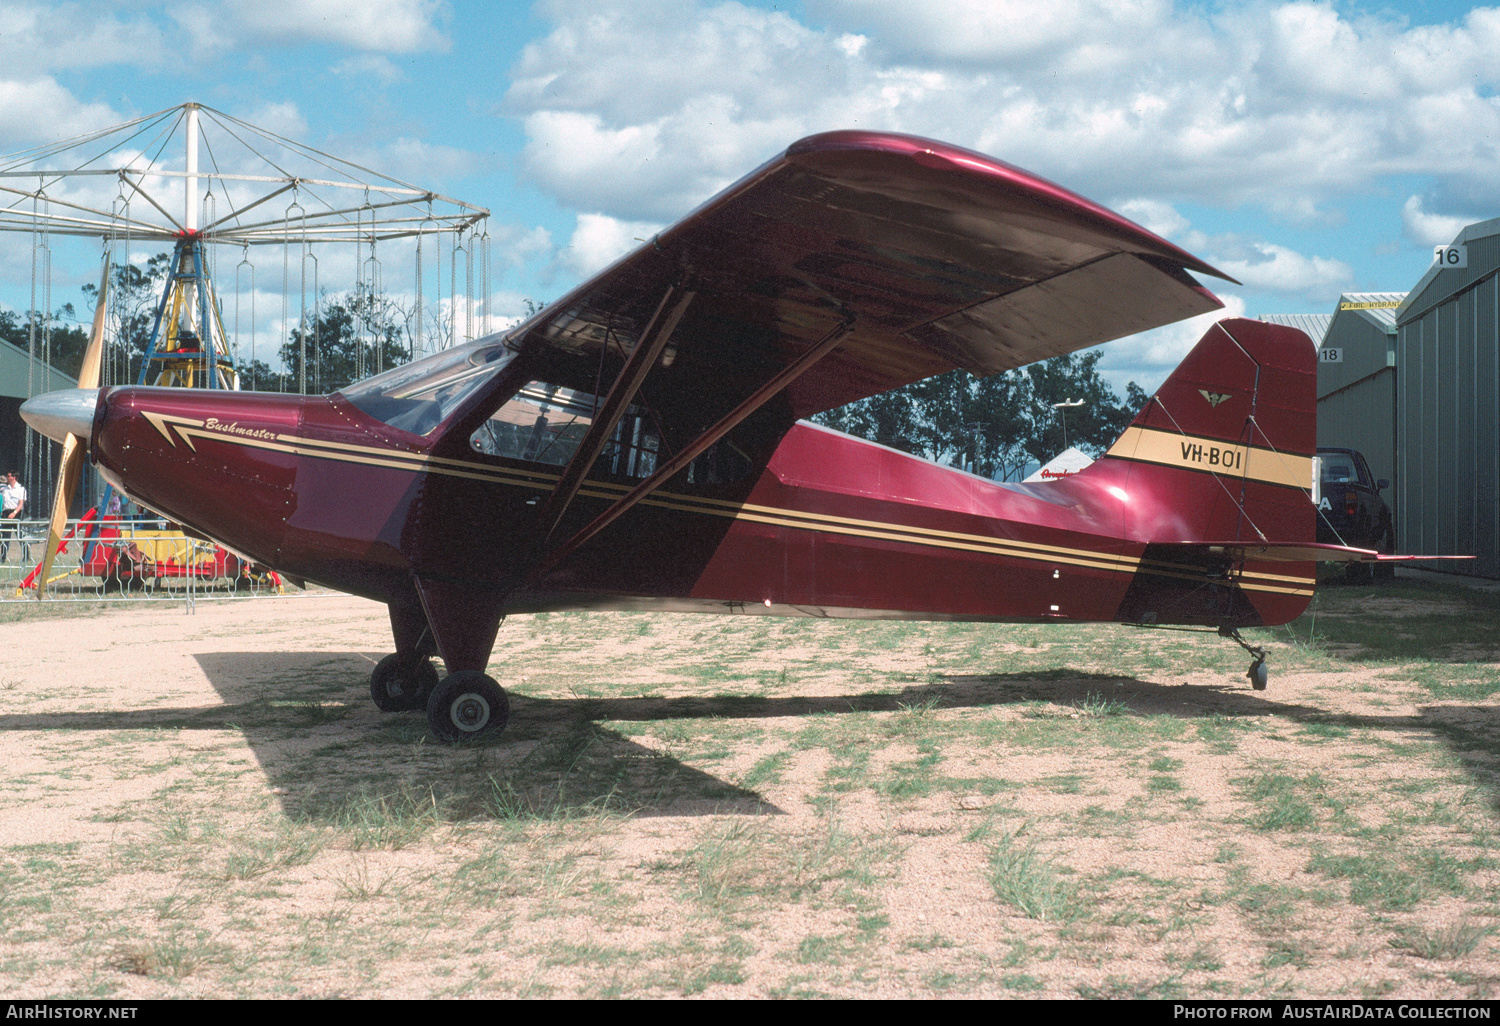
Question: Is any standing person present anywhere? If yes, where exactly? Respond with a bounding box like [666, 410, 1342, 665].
[1, 471, 25, 563]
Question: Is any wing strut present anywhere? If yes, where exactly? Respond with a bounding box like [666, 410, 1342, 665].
[532, 286, 694, 548]
[532, 318, 856, 578]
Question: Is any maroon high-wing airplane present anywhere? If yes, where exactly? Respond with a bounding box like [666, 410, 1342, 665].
[22, 131, 1382, 742]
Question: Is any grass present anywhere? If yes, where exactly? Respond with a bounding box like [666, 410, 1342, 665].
[4, 576, 1500, 997]
[1236, 772, 1325, 831]
[989, 828, 1080, 922]
[1305, 849, 1468, 910]
[1389, 921, 1493, 960]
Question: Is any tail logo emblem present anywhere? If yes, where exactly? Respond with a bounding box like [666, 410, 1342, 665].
[1199, 390, 1231, 408]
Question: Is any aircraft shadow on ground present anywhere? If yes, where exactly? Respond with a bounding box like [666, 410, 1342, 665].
[3, 652, 1496, 820]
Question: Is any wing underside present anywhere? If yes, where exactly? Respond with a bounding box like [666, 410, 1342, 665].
[506, 131, 1232, 417]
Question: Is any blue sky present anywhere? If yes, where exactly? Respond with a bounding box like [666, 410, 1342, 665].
[2, 0, 1498, 393]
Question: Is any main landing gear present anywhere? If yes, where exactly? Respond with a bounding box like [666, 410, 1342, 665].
[369, 657, 511, 740]
[426, 671, 510, 742]
[369, 654, 439, 712]
[377, 585, 512, 741]
[1219, 626, 1269, 691]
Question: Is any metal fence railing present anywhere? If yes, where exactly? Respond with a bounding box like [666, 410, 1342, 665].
[0, 517, 288, 603]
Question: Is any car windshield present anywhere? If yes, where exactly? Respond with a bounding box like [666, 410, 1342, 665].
[338, 341, 519, 437]
[1319, 452, 1360, 487]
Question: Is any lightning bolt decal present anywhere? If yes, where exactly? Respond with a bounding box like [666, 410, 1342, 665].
[140, 411, 205, 451]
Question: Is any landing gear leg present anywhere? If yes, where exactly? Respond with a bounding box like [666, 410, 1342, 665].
[1219, 626, 1269, 691]
[414, 577, 511, 742]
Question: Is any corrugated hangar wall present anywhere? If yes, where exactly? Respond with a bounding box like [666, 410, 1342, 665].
[1261, 303, 1399, 521]
[1396, 217, 1500, 578]
[1316, 296, 1402, 505]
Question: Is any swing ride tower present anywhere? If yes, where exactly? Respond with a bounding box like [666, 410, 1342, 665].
[0, 101, 491, 511]
[142, 105, 237, 390]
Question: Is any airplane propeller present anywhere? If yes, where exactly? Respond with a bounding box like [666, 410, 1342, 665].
[33, 254, 108, 598]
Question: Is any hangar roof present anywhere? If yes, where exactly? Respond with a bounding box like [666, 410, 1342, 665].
[0, 338, 78, 401]
[1333, 292, 1405, 332]
[1258, 313, 1332, 345]
[1397, 216, 1500, 325]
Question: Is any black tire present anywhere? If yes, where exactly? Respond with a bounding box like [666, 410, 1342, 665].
[1373, 526, 1397, 581]
[426, 671, 509, 742]
[369, 654, 440, 712]
[1249, 659, 1268, 691]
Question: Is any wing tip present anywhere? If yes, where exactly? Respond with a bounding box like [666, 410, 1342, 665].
[786, 130, 1233, 283]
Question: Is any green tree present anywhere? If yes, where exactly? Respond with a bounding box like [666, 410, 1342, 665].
[1022, 350, 1143, 463]
[814, 350, 1149, 480]
[80, 253, 172, 386]
[279, 286, 411, 394]
[0, 307, 88, 380]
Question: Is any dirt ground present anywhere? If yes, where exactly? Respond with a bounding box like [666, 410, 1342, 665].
[0, 583, 1497, 998]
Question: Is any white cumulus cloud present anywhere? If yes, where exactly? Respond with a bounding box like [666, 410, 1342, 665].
[559, 213, 665, 278]
[1401, 195, 1478, 248]
[1209, 242, 1353, 299]
[1097, 295, 1249, 394]
[1115, 199, 1189, 240]
[174, 0, 449, 55]
[506, 0, 1500, 237]
[0, 78, 120, 149]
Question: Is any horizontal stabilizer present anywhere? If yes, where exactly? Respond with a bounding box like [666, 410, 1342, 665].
[1169, 542, 1473, 564]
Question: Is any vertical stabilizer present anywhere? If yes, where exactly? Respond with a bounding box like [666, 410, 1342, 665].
[1097, 317, 1317, 545]
[1086, 318, 1318, 628]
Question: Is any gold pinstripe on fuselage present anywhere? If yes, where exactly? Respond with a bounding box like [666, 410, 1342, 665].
[147, 416, 1315, 597]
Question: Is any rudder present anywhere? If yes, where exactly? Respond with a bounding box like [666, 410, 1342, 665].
[1095, 317, 1317, 546]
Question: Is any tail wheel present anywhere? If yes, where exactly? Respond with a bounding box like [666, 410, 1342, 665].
[1248, 656, 1269, 691]
[426, 671, 509, 742]
[369, 654, 439, 712]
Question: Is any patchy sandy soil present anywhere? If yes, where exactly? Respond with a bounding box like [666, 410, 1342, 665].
[0, 590, 1498, 998]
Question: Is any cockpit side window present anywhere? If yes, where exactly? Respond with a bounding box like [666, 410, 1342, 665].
[471, 381, 662, 478]
[685, 441, 753, 485]
[469, 379, 761, 486]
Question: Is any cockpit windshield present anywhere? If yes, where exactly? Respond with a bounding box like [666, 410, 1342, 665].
[338, 340, 519, 437]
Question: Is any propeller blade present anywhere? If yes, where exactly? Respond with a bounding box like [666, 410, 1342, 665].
[35, 436, 83, 597]
[78, 252, 109, 390]
[34, 253, 108, 598]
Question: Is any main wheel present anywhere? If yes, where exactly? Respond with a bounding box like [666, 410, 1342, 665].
[370, 654, 440, 712]
[426, 671, 509, 742]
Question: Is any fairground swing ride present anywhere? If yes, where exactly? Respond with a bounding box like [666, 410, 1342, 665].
[2, 102, 490, 597]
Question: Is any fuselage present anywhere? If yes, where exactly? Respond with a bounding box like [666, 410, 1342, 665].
[86, 383, 1312, 629]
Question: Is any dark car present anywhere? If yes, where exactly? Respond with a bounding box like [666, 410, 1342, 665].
[1316, 447, 1394, 580]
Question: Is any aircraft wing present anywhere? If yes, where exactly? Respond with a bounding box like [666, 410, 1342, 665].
[506, 131, 1234, 417]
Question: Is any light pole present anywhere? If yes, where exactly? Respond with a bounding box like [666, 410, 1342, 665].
[1052, 399, 1084, 454]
